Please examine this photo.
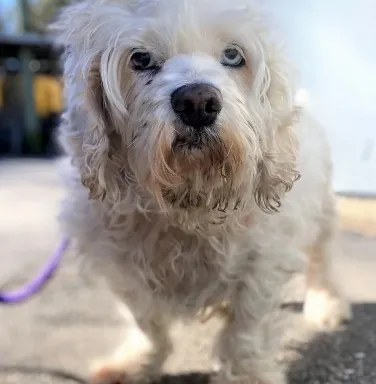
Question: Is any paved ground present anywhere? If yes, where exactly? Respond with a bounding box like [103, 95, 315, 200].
[1, 159, 376, 384]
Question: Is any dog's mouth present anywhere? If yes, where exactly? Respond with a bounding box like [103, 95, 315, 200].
[172, 134, 205, 151]
[172, 127, 218, 151]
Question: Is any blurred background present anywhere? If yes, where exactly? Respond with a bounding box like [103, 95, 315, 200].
[0, 1, 376, 384]
[0, 0, 66, 157]
[267, 0, 376, 196]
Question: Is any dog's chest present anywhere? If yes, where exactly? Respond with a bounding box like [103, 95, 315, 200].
[131, 226, 227, 308]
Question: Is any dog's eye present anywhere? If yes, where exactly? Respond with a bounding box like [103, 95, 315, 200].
[221, 47, 245, 68]
[130, 50, 157, 71]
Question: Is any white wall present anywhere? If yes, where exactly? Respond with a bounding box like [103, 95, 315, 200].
[263, 1, 376, 195]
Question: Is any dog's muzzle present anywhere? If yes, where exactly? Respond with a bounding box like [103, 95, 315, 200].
[171, 83, 223, 130]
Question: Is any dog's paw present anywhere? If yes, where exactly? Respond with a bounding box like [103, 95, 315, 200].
[303, 288, 352, 329]
[89, 359, 142, 384]
[89, 362, 129, 384]
[89, 325, 156, 384]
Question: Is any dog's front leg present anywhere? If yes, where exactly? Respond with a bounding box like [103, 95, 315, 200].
[213, 253, 293, 384]
[89, 299, 172, 384]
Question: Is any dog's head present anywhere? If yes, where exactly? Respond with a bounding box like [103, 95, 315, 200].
[53, 0, 300, 217]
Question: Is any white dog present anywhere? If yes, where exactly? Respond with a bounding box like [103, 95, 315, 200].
[53, 1, 351, 383]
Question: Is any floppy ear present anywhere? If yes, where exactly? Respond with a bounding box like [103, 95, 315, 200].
[80, 54, 126, 201]
[253, 55, 301, 213]
[51, 2, 128, 201]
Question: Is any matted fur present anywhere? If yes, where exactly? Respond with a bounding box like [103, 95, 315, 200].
[52, 1, 351, 383]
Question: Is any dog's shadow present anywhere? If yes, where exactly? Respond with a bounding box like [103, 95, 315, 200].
[284, 302, 376, 384]
[154, 373, 211, 384]
[0, 367, 211, 384]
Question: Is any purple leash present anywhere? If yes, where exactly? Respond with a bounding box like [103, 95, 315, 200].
[0, 238, 70, 304]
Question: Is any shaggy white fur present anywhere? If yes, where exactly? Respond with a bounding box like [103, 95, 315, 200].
[52, 1, 352, 383]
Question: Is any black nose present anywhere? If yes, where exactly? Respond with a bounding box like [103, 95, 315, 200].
[171, 83, 223, 129]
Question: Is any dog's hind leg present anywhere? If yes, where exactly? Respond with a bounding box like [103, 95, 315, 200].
[90, 302, 172, 384]
[303, 195, 352, 328]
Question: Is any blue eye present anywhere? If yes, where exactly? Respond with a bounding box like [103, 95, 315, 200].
[221, 46, 245, 68]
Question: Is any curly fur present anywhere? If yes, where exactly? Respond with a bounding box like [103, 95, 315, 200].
[52, 1, 352, 383]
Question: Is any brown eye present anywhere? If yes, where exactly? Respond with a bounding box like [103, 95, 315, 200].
[130, 50, 157, 71]
[221, 46, 245, 68]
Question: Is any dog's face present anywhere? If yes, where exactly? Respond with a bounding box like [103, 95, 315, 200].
[55, 0, 300, 217]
